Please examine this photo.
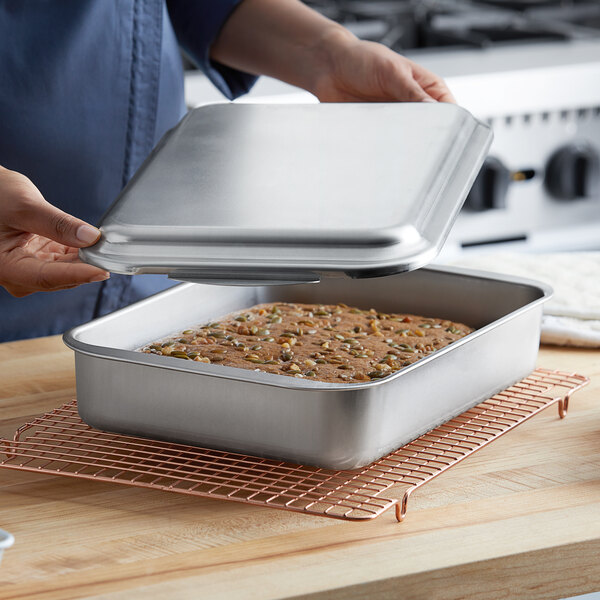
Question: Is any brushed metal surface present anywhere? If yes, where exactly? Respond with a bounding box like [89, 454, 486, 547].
[81, 103, 491, 283]
[64, 267, 550, 469]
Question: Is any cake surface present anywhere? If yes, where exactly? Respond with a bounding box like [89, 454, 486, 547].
[140, 302, 474, 383]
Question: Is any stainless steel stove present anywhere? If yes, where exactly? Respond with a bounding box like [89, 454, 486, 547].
[184, 0, 600, 256]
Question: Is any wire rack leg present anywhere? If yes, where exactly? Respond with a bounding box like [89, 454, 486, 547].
[0, 440, 14, 460]
[557, 391, 572, 419]
[395, 487, 416, 522]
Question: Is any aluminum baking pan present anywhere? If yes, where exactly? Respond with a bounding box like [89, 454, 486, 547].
[64, 266, 551, 470]
[81, 103, 491, 285]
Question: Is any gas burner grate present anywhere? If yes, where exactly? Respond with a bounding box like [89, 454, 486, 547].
[0, 368, 588, 522]
[303, 0, 600, 49]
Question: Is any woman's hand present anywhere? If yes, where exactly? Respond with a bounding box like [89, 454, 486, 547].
[311, 29, 455, 104]
[211, 0, 454, 104]
[0, 166, 109, 297]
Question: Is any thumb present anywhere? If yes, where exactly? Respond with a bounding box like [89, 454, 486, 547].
[386, 63, 436, 102]
[398, 78, 436, 103]
[5, 175, 102, 247]
[26, 199, 102, 248]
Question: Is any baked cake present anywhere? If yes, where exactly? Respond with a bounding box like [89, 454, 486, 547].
[140, 302, 474, 383]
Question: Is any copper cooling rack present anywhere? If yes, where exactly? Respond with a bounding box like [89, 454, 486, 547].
[0, 368, 588, 522]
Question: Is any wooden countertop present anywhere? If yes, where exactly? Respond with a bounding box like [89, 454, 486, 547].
[0, 336, 598, 600]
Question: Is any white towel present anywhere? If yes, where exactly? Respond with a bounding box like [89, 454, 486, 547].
[542, 315, 600, 347]
[448, 252, 600, 348]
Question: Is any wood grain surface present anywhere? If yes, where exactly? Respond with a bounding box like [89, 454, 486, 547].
[0, 336, 598, 600]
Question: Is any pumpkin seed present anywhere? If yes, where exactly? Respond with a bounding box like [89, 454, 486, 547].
[353, 373, 369, 381]
[367, 371, 386, 379]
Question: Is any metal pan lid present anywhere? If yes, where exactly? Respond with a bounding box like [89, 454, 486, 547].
[81, 103, 492, 285]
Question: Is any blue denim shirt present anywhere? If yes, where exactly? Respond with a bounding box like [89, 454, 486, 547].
[0, 0, 256, 341]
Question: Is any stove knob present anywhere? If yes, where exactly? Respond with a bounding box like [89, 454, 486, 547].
[545, 143, 600, 201]
[463, 157, 511, 212]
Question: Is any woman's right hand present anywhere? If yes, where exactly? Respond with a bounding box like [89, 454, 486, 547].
[0, 166, 109, 297]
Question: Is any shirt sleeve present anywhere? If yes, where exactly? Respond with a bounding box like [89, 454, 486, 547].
[166, 0, 258, 100]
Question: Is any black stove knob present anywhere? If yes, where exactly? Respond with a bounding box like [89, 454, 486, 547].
[545, 143, 600, 201]
[463, 156, 511, 212]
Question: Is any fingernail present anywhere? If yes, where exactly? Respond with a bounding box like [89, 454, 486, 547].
[422, 97, 437, 103]
[90, 271, 110, 282]
[76, 224, 101, 244]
